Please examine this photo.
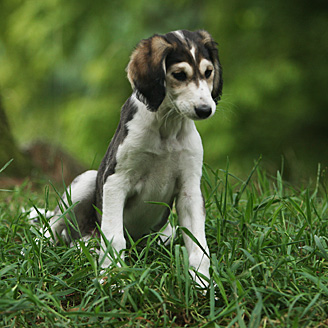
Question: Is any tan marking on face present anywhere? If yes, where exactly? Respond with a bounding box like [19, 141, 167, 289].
[199, 59, 214, 76]
[164, 56, 217, 120]
[166, 62, 193, 88]
[199, 58, 214, 91]
[168, 62, 193, 77]
[166, 59, 214, 89]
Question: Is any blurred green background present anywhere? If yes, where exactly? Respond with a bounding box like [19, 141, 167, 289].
[1, 0, 328, 182]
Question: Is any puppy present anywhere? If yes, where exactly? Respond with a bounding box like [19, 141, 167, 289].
[46, 30, 223, 286]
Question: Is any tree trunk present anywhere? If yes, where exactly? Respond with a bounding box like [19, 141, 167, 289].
[0, 96, 35, 177]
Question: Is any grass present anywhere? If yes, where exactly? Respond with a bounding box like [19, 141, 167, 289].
[1, 159, 328, 327]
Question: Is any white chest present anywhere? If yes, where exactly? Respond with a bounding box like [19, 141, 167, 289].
[106, 105, 203, 240]
[116, 139, 180, 239]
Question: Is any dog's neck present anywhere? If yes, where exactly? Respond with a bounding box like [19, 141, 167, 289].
[133, 94, 194, 141]
[155, 97, 194, 140]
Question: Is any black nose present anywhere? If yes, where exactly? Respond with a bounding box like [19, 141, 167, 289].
[195, 105, 212, 119]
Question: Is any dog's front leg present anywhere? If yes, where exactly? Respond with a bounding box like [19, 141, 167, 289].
[176, 180, 210, 287]
[99, 174, 129, 268]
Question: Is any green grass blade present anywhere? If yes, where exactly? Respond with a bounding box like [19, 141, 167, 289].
[0, 158, 14, 174]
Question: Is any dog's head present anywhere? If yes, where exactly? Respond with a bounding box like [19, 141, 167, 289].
[127, 30, 223, 120]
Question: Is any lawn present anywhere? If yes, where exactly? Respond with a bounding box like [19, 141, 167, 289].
[1, 160, 328, 327]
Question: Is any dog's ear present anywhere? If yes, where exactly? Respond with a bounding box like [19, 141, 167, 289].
[198, 30, 223, 103]
[127, 35, 173, 111]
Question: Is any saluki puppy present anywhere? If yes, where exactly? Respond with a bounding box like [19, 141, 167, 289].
[46, 30, 223, 287]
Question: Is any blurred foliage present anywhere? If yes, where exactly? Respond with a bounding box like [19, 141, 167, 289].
[0, 0, 328, 179]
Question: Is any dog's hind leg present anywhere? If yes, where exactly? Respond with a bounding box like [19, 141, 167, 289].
[45, 170, 98, 244]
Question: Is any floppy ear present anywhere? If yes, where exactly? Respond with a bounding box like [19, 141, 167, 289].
[198, 30, 223, 103]
[127, 35, 173, 111]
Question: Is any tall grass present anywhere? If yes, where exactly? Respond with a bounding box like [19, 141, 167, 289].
[1, 160, 328, 327]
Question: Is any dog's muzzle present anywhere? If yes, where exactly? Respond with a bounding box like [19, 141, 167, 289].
[194, 105, 212, 119]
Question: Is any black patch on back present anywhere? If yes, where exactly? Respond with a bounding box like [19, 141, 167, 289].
[95, 97, 138, 218]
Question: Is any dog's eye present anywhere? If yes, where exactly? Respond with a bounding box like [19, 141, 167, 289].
[172, 71, 187, 82]
[205, 69, 213, 79]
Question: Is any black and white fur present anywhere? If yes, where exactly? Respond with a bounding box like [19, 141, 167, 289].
[46, 30, 223, 286]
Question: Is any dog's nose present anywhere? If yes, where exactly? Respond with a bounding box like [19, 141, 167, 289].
[195, 105, 212, 119]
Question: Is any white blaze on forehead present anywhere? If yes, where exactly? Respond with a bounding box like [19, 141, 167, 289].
[190, 45, 197, 61]
[172, 32, 198, 63]
[173, 30, 185, 41]
[199, 58, 214, 74]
